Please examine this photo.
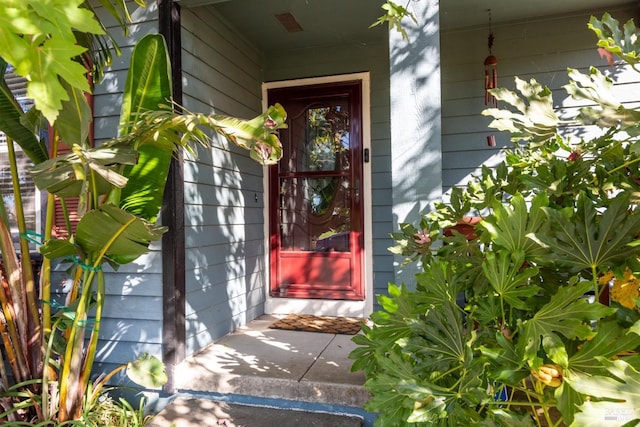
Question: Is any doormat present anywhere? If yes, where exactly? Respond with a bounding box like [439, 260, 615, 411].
[268, 314, 366, 335]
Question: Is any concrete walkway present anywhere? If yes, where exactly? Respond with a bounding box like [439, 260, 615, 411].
[148, 315, 372, 427]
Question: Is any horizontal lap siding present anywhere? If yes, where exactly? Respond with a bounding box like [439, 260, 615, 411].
[440, 5, 639, 191]
[181, 6, 265, 355]
[264, 36, 393, 303]
[63, 3, 164, 374]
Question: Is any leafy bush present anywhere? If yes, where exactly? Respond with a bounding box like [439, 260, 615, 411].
[351, 13, 640, 427]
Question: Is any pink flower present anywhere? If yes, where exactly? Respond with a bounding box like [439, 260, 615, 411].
[414, 229, 431, 245]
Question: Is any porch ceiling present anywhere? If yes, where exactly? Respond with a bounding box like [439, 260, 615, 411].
[176, 0, 635, 52]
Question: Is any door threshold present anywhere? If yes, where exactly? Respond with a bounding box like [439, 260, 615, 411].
[265, 296, 369, 318]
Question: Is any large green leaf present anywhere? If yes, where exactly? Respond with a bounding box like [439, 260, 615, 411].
[564, 67, 640, 135]
[207, 104, 286, 165]
[115, 103, 286, 222]
[116, 34, 173, 223]
[56, 81, 92, 149]
[0, 59, 48, 164]
[75, 204, 167, 266]
[480, 333, 529, 384]
[407, 301, 474, 375]
[482, 77, 559, 146]
[555, 381, 585, 426]
[30, 145, 138, 197]
[568, 320, 640, 374]
[126, 353, 167, 388]
[0, 0, 104, 123]
[363, 351, 431, 425]
[39, 239, 81, 260]
[482, 250, 540, 311]
[531, 192, 640, 272]
[118, 34, 172, 135]
[415, 260, 465, 306]
[567, 359, 640, 426]
[371, 283, 422, 344]
[518, 280, 615, 367]
[480, 193, 549, 259]
[589, 13, 640, 69]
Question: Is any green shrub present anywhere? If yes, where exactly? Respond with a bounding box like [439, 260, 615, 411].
[351, 13, 640, 427]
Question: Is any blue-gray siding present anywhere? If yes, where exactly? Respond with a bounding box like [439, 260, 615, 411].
[181, 6, 266, 355]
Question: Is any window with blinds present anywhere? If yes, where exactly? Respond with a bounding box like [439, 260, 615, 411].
[1, 65, 39, 248]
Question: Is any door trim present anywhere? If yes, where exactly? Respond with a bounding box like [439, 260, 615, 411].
[262, 72, 372, 318]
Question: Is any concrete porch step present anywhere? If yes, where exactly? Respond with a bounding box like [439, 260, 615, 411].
[147, 395, 366, 427]
[173, 315, 370, 408]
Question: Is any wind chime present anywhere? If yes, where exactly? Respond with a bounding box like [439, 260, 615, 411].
[484, 9, 498, 108]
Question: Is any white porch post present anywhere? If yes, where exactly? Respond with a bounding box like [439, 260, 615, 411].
[389, 0, 442, 287]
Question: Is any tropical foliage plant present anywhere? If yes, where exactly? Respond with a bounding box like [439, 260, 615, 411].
[351, 13, 640, 427]
[0, 0, 285, 424]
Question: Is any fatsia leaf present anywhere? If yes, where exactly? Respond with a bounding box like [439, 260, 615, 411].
[531, 192, 640, 272]
[480, 333, 529, 384]
[568, 320, 640, 375]
[564, 67, 640, 132]
[369, 283, 422, 347]
[482, 77, 559, 146]
[482, 250, 540, 310]
[407, 301, 471, 372]
[363, 351, 426, 425]
[415, 260, 464, 306]
[75, 204, 167, 266]
[567, 359, 640, 426]
[518, 280, 615, 367]
[126, 353, 167, 388]
[554, 381, 585, 426]
[480, 193, 549, 259]
[589, 13, 640, 68]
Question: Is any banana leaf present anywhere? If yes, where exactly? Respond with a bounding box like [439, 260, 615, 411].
[30, 145, 139, 198]
[116, 33, 173, 223]
[0, 58, 48, 164]
[75, 204, 167, 266]
[55, 81, 92, 149]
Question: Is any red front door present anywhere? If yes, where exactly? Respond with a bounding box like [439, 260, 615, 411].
[268, 81, 364, 300]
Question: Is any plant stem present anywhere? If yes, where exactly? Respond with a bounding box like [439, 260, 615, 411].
[534, 379, 554, 427]
[606, 156, 640, 175]
[42, 129, 59, 341]
[6, 136, 41, 377]
[593, 265, 605, 303]
[522, 379, 542, 427]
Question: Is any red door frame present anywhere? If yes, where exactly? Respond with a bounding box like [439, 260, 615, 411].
[267, 81, 364, 300]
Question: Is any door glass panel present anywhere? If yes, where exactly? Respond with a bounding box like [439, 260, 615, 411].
[280, 176, 351, 252]
[281, 101, 350, 173]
